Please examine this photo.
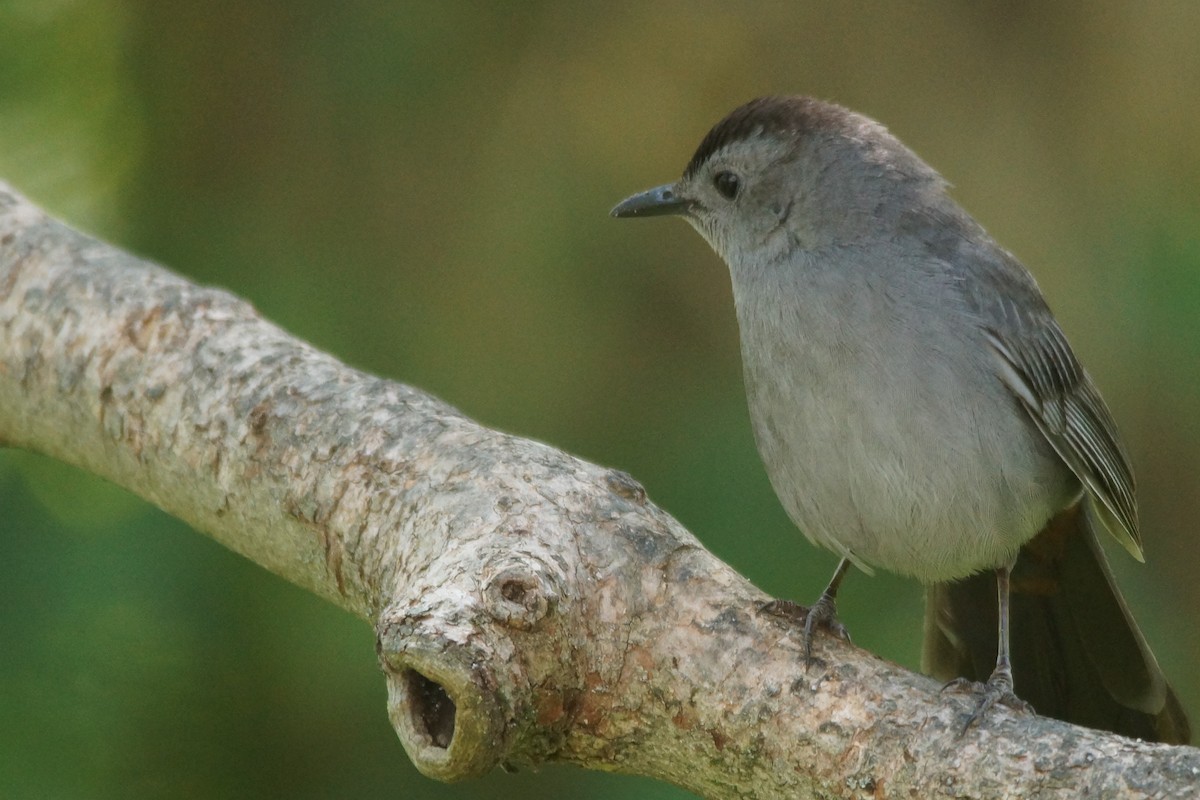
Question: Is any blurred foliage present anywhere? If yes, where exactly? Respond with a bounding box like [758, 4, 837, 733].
[2, 1, 1198, 797]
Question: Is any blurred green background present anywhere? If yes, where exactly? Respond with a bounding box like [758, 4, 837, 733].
[2, 2, 1198, 797]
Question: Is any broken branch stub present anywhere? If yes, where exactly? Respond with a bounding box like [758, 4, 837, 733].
[370, 430, 712, 781]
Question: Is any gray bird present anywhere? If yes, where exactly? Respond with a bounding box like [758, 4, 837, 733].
[612, 95, 1189, 743]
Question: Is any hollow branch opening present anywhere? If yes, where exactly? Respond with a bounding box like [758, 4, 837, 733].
[404, 668, 456, 749]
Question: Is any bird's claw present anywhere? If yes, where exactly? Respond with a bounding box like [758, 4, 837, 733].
[759, 594, 851, 668]
[942, 670, 1034, 734]
[802, 592, 850, 666]
[758, 598, 806, 623]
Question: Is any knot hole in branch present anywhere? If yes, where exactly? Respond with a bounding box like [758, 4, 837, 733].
[483, 561, 560, 631]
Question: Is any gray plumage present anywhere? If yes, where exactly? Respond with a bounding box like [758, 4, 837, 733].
[613, 95, 1187, 743]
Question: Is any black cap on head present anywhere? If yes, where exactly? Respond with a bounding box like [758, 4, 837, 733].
[683, 95, 853, 178]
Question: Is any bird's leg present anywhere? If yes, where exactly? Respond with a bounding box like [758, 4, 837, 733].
[802, 557, 853, 663]
[760, 557, 853, 665]
[944, 565, 1034, 731]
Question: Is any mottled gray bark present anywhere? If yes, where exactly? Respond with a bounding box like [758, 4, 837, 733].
[1, 182, 1196, 799]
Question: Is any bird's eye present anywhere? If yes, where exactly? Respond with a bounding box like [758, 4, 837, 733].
[713, 171, 741, 200]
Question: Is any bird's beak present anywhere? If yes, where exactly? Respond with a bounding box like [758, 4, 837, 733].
[610, 183, 690, 218]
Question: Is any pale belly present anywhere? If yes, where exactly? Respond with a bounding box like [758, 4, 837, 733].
[740, 330, 1078, 583]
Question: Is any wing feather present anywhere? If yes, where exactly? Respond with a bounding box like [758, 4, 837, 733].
[985, 318, 1142, 560]
[910, 203, 1140, 558]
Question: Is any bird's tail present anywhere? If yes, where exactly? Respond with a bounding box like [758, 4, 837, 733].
[923, 500, 1190, 743]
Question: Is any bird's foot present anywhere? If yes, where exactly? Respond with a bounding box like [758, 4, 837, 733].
[759, 592, 850, 667]
[941, 665, 1034, 734]
[758, 598, 807, 623]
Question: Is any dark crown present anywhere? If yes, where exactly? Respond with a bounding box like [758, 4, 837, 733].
[683, 95, 854, 178]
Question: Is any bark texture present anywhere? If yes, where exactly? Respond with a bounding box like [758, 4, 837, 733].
[1, 182, 1197, 798]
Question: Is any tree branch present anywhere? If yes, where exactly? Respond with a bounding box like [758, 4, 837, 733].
[1, 182, 1196, 798]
